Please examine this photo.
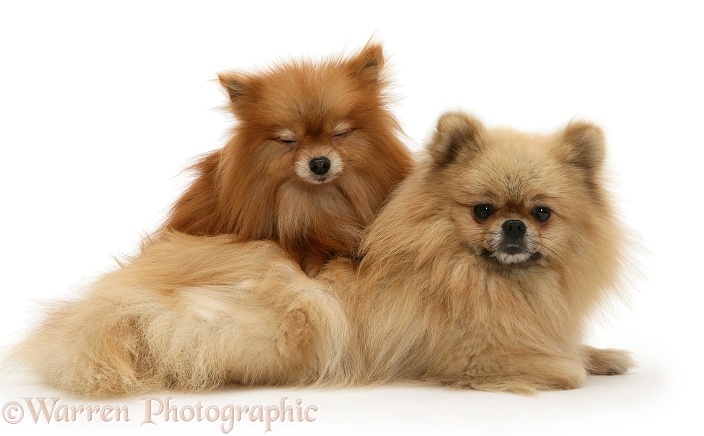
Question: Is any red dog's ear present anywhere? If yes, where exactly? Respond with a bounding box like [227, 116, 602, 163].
[218, 72, 247, 102]
[558, 121, 606, 173]
[218, 71, 263, 118]
[218, 71, 260, 109]
[428, 111, 485, 167]
[347, 43, 385, 84]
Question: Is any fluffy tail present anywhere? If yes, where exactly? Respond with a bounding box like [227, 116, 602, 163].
[10, 235, 350, 397]
[9, 291, 158, 397]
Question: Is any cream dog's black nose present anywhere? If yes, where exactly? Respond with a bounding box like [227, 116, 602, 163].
[502, 220, 526, 240]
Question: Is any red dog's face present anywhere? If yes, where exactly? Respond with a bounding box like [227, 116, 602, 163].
[170, 44, 412, 272]
[218, 44, 403, 192]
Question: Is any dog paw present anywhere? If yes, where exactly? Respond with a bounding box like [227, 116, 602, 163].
[584, 346, 635, 375]
[450, 371, 585, 395]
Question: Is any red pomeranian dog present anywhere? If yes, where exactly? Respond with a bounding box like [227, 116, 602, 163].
[163, 43, 413, 274]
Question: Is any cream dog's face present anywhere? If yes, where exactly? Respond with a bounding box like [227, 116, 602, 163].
[426, 112, 606, 271]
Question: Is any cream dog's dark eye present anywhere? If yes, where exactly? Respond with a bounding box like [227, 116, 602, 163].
[278, 138, 297, 145]
[533, 206, 551, 222]
[473, 204, 495, 219]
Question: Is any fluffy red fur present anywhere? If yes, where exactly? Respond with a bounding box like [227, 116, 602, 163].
[163, 44, 412, 274]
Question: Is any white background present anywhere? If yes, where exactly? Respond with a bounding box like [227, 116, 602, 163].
[1, 1, 702, 435]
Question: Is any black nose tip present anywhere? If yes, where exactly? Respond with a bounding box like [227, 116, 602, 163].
[309, 157, 331, 175]
[502, 220, 527, 240]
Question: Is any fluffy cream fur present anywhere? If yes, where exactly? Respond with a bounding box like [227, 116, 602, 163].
[349, 112, 634, 393]
[12, 236, 348, 396]
[11, 112, 634, 396]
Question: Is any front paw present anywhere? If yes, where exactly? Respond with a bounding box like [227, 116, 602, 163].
[584, 346, 635, 375]
[448, 372, 585, 395]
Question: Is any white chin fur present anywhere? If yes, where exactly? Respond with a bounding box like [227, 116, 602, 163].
[493, 251, 533, 264]
[295, 150, 343, 184]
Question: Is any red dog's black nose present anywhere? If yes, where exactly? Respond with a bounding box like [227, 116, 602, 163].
[309, 157, 331, 175]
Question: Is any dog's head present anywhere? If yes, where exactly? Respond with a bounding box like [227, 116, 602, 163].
[425, 112, 609, 270]
[218, 43, 405, 187]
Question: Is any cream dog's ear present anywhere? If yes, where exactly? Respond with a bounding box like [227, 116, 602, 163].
[428, 111, 485, 167]
[558, 121, 607, 173]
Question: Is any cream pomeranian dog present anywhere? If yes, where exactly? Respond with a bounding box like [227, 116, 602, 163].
[350, 112, 634, 393]
[12, 112, 633, 396]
